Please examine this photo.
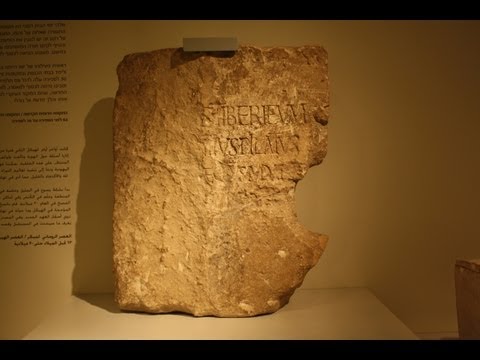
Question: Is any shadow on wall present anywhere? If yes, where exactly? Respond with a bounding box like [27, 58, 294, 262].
[72, 98, 115, 295]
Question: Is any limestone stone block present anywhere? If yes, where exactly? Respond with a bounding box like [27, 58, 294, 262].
[455, 259, 480, 339]
[112, 46, 329, 316]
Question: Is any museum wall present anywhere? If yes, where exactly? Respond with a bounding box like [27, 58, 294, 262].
[1, 20, 480, 339]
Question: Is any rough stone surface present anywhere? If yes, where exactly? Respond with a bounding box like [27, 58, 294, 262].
[112, 45, 329, 317]
[455, 259, 480, 339]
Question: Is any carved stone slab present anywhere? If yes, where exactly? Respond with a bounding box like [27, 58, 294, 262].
[113, 46, 329, 316]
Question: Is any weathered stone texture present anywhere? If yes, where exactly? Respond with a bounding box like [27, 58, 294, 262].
[113, 46, 329, 316]
[456, 259, 480, 339]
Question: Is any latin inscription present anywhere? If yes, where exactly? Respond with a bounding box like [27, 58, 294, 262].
[203, 162, 304, 185]
[200, 103, 312, 184]
[203, 132, 300, 157]
[201, 103, 307, 127]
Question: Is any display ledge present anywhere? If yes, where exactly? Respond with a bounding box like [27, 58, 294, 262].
[24, 288, 417, 340]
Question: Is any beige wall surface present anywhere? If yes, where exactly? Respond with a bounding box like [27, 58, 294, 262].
[1, 20, 480, 339]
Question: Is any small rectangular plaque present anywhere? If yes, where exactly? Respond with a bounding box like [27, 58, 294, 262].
[183, 37, 238, 52]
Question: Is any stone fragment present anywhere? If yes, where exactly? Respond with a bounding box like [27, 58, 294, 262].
[112, 45, 329, 316]
[455, 259, 480, 339]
